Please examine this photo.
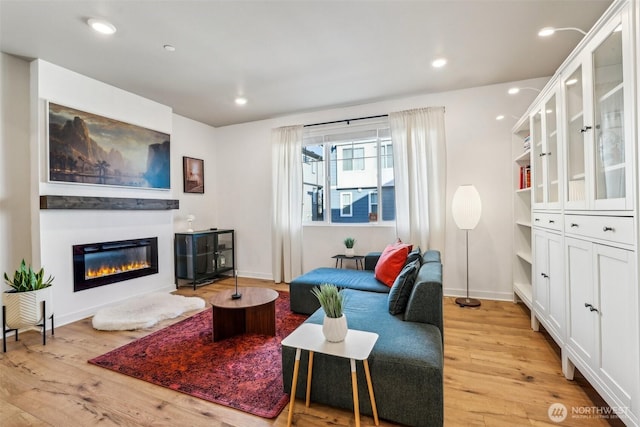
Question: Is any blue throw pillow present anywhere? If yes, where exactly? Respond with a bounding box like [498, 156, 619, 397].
[388, 259, 420, 315]
[406, 246, 422, 266]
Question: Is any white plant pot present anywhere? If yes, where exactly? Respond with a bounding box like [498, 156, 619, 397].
[345, 248, 355, 257]
[322, 314, 348, 342]
[3, 287, 53, 330]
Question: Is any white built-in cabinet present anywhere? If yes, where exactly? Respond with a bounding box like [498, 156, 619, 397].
[511, 1, 638, 425]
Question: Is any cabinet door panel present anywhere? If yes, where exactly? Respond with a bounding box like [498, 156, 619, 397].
[532, 230, 549, 316]
[566, 237, 596, 366]
[596, 245, 635, 403]
[547, 233, 564, 338]
[564, 64, 587, 209]
[531, 112, 544, 206]
[545, 94, 560, 206]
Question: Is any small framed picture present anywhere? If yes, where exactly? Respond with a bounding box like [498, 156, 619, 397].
[183, 157, 204, 194]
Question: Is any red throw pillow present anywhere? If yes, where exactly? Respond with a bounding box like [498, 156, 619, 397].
[375, 243, 410, 287]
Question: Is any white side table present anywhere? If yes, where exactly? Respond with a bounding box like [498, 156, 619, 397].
[282, 323, 379, 427]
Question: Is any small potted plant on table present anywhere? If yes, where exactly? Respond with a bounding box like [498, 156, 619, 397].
[344, 237, 356, 257]
[311, 283, 347, 342]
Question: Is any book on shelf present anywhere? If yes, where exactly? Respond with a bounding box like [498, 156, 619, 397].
[519, 165, 531, 189]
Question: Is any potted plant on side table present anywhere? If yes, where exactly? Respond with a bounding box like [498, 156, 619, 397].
[344, 237, 356, 257]
[3, 259, 54, 352]
[311, 283, 347, 342]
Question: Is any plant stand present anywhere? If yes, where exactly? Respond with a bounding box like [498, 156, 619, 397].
[2, 301, 54, 352]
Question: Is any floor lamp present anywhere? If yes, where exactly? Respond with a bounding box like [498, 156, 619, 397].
[452, 185, 482, 308]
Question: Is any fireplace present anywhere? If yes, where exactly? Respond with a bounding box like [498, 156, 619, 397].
[73, 237, 159, 292]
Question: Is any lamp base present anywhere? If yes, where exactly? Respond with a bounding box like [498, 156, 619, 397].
[455, 297, 481, 308]
[231, 293, 242, 300]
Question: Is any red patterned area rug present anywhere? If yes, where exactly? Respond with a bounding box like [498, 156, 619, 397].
[89, 291, 307, 418]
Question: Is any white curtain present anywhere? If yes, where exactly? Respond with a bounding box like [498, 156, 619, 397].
[271, 125, 304, 283]
[389, 107, 447, 252]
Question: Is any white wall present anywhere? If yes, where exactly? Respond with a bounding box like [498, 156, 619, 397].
[0, 53, 32, 286]
[215, 78, 548, 300]
[171, 114, 218, 233]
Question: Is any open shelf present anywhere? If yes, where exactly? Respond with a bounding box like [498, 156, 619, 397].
[515, 149, 531, 164]
[513, 282, 533, 309]
[516, 251, 532, 264]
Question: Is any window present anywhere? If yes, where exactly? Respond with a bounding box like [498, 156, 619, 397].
[380, 144, 393, 168]
[368, 191, 378, 221]
[342, 146, 364, 171]
[302, 120, 395, 224]
[340, 192, 352, 217]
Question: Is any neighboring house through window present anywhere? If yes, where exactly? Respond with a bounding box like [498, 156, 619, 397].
[301, 119, 395, 224]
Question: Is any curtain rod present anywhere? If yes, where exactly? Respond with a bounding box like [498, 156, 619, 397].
[303, 114, 388, 128]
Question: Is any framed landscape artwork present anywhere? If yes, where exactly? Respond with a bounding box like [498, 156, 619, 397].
[183, 156, 204, 194]
[47, 102, 171, 190]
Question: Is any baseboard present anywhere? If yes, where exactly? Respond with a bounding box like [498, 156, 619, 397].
[443, 287, 513, 302]
[237, 271, 273, 281]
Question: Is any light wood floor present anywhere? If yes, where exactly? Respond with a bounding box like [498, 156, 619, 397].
[0, 277, 621, 426]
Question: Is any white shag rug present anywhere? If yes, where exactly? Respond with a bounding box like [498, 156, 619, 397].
[92, 292, 206, 331]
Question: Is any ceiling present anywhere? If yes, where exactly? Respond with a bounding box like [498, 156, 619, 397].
[0, 0, 613, 128]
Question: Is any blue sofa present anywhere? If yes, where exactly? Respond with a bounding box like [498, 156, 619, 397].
[283, 250, 443, 427]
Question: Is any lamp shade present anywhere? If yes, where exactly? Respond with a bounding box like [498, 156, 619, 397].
[452, 185, 482, 230]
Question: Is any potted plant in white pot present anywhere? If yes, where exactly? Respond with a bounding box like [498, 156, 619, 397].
[344, 237, 356, 257]
[3, 259, 54, 331]
[311, 283, 347, 342]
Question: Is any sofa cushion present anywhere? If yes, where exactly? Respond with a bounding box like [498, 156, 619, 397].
[289, 267, 389, 314]
[388, 259, 420, 315]
[405, 261, 443, 339]
[422, 250, 441, 264]
[375, 243, 410, 286]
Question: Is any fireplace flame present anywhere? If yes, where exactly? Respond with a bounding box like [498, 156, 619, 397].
[86, 261, 151, 279]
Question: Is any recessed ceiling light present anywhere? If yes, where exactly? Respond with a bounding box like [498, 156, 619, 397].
[508, 87, 520, 95]
[566, 78, 578, 86]
[163, 44, 176, 52]
[235, 97, 247, 106]
[431, 58, 447, 68]
[496, 115, 505, 121]
[87, 18, 117, 35]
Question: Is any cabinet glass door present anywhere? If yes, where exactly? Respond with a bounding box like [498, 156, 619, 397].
[592, 27, 624, 202]
[216, 231, 234, 272]
[544, 95, 559, 205]
[565, 66, 586, 206]
[195, 234, 215, 275]
[531, 112, 544, 205]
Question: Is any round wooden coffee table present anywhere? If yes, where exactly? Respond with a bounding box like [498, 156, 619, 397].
[209, 287, 279, 342]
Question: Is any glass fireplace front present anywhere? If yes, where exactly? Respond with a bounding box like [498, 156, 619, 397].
[73, 237, 158, 292]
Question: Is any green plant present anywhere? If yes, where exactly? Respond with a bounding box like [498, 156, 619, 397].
[343, 237, 356, 249]
[311, 284, 344, 318]
[3, 259, 54, 292]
